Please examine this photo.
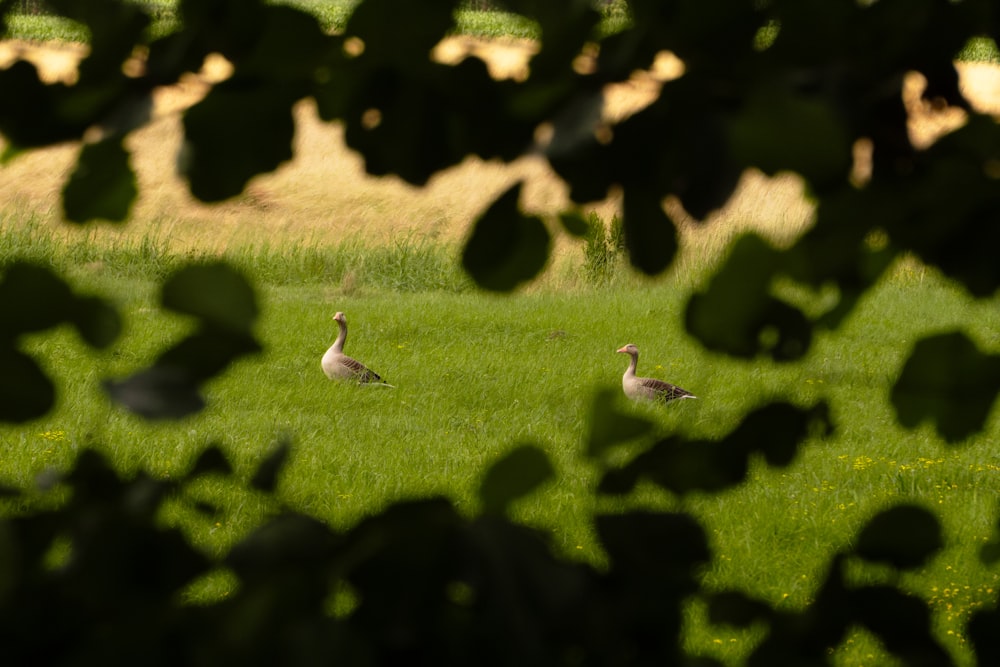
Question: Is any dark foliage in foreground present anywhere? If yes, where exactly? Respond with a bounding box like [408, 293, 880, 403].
[3, 0, 1000, 663]
[0, 438, 959, 666]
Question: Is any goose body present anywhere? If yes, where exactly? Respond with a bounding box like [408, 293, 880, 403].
[617, 344, 695, 403]
[322, 312, 393, 386]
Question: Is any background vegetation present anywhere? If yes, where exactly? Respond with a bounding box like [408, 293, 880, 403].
[3, 0, 1000, 665]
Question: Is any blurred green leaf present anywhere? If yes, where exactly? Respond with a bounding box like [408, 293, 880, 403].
[727, 85, 851, 188]
[545, 89, 604, 162]
[585, 387, 653, 460]
[596, 511, 709, 584]
[784, 188, 898, 331]
[970, 605, 1000, 665]
[227, 513, 338, 586]
[0, 262, 74, 337]
[891, 331, 1000, 443]
[251, 439, 291, 493]
[0, 263, 121, 348]
[0, 263, 121, 422]
[103, 367, 205, 420]
[707, 591, 773, 629]
[155, 329, 261, 382]
[596, 464, 642, 496]
[46, 0, 150, 77]
[854, 505, 942, 570]
[342, 60, 535, 184]
[104, 330, 259, 420]
[891, 115, 1000, 298]
[461, 183, 551, 292]
[0, 62, 84, 148]
[557, 210, 590, 238]
[621, 186, 678, 276]
[619, 436, 749, 497]
[0, 520, 16, 602]
[613, 79, 742, 221]
[599, 401, 831, 497]
[747, 553, 854, 665]
[62, 137, 137, 223]
[190, 499, 221, 518]
[981, 511, 1000, 565]
[684, 233, 775, 357]
[981, 542, 1000, 566]
[726, 401, 833, 467]
[181, 82, 300, 202]
[479, 444, 555, 515]
[851, 585, 950, 665]
[239, 4, 331, 81]
[0, 349, 56, 423]
[70, 295, 122, 349]
[187, 444, 233, 478]
[161, 262, 259, 333]
[546, 133, 612, 204]
[344, 0, 455, 67]
[685, 234, 812, 361]
[107, 262, 260, 419]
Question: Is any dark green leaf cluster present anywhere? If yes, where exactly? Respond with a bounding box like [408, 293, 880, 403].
[0, 260, 259, 421]
[0, 439, 968, 667]
[0, 442, 699, 666]
[591, 391, 833, 496]
[0, 262, 120, 422]
[104, 261, 261, 419]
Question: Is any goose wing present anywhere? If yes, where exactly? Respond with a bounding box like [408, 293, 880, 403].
[637, 377, 696, 401]
[339, 354, 384, 383]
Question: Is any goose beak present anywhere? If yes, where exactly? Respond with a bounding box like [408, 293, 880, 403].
[616, 346, 628, 354]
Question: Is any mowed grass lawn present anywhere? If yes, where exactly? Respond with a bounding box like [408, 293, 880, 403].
[3, 247, 1000, 664]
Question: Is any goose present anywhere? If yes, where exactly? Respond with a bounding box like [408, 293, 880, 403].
[616, 343, 696, 402]
[322, 312, 394, 387]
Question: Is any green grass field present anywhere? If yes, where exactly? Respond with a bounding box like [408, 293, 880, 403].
[2, 221, 999, 665]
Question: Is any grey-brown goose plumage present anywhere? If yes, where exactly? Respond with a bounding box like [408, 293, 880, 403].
[321, 312, 393, 386]
[617, 344, 695, 402]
